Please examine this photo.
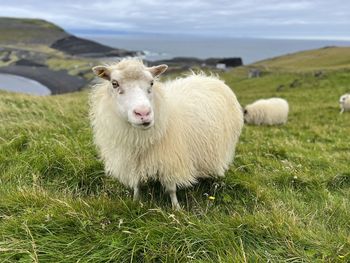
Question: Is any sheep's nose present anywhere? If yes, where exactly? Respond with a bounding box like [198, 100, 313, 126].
[133, 106, 151, 118]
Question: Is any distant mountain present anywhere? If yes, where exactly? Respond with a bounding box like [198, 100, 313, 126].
[0, 17, 140, 57]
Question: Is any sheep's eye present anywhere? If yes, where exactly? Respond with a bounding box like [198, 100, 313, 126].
[150, 81, 154, 87]
[244, 109, 248, 114]
[111, 80, 119, 88]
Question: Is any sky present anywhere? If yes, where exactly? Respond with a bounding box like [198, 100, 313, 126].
[1, 0, 350, 40]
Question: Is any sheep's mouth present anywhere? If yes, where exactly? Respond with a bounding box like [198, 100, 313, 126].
[131, 121, 154, 130]
[142, 121, 151, 127]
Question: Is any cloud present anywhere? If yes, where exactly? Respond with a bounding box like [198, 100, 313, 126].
[0, 0, 349, 39]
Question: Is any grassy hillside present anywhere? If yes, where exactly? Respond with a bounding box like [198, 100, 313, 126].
[0, 17, 67, 45]
[253, 46, 350, 71]
[1, 55, 350, 261]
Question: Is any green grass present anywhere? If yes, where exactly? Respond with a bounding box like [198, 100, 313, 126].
[46, 58, 93, 78]
[1, 56, 350, 262]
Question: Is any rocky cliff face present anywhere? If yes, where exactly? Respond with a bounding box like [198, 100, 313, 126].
[50, 35, 140, 57]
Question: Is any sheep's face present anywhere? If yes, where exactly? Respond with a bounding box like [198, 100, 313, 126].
[243, 107, 250, 123]
[339, 94, 350, 104]
[93, 61, 168, 130]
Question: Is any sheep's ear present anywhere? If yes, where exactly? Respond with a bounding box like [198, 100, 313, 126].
[92, 66, 110, 80]
[148, 64, 168, 77]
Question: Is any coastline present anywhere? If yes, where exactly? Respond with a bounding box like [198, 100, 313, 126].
[82, 34, 350, 65]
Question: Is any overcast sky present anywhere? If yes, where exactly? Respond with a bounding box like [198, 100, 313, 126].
[1, 0, 350, 39]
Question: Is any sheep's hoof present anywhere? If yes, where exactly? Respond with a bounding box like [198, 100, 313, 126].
[172, 202, 181, 211]
[133, 195, 140, 202]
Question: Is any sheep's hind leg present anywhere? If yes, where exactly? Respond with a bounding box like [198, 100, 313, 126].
[133, 183, 140, 202]
[165, 183, 180, 210]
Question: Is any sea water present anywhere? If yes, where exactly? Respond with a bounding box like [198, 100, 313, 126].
[81, 34, 350, 64]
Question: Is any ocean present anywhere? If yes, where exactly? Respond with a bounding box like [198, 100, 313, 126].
[81, 34, 350, 65]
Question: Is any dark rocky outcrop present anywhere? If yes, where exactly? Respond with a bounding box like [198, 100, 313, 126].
[276, 84, 285, 92]
[51, 35, 141, 57]
[289, 79, 301, 88]
[149, 56, 243, 69]
[314, 71, 325, 78]
[148, 57, 203, 67]
[216, 58, 243, 67]
[12, 59, 45, 67]
[0, 50, 11, 62]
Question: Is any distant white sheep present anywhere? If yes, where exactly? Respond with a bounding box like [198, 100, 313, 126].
[339, 94, 350, 114]
[244, 98, 289, 125]
[89, 59, 243, 209]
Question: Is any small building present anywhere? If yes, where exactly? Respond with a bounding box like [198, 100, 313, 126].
[217, 58, 243, 68]
[216, 63, 226, 70]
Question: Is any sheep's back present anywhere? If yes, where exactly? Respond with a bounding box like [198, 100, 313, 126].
[161, 75, 243, 178]
[247, 98, 288, 125]
[164, 75, 242, 130]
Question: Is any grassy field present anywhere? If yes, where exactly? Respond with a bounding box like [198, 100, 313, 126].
[1, 50, 350, 262]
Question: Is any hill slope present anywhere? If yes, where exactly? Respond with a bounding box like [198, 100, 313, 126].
[253, 46, 350, 71]
[0, 54, 350, 261]
[0, 17, 68, 45]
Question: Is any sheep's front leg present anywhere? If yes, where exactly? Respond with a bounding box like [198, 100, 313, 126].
[165, 183, 180, 210]
[340, 108, 344, 114]
[133, 183, 140, 202]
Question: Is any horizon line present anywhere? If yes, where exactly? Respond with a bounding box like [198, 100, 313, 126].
[71, 31, 350, 42]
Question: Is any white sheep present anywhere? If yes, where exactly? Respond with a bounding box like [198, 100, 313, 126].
[244, 98, 289, 125]
[89, 59, 243, 209]
[339, 94, 350, 114]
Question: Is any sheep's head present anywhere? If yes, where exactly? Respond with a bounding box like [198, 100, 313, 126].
[243, 107, 250, 123]
[339, 94, 350, 104]
[93, 60, 168, 130]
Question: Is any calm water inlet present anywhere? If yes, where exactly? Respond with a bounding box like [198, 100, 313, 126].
[0, 73, 51, 95]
